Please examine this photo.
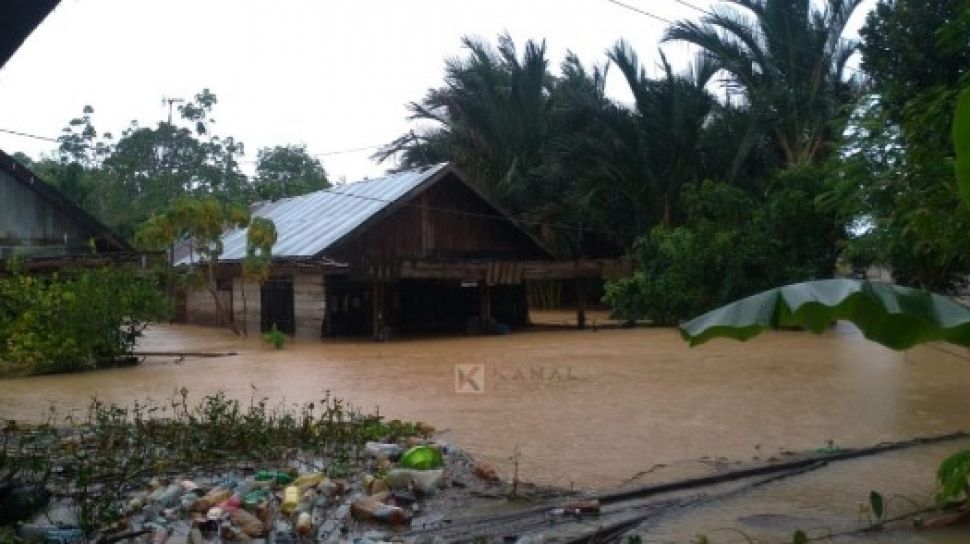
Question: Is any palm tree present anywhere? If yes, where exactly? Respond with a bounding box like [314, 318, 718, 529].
[664, 0, 863, 166]
[375, 34, 553, 210]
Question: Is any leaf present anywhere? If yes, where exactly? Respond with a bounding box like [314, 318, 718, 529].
[936, 449, 970, 504]
[955, 87, 970, 206]
[791, 530, 808, 544]
[679, 279, 970, 350]
[869, 490, 884, 520]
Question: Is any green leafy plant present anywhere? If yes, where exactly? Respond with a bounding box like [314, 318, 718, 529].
[262, 324, 286, 349]
[936, 450, 970, 504]
[0, 266, 168, 375]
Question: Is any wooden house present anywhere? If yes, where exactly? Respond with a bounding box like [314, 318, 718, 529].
[179, 163, 628, 339]
[0, 149, 132, 271]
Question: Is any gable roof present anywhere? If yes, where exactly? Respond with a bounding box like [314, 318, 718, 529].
[0, 149, 131, 253]
[181, 163, 551, 264]
[1, 0, 59, 69]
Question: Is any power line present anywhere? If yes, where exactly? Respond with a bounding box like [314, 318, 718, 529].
[0, 122, 613, 237]
[604, 0, 673, 24]
[0, 127, 59, 143]
[0, 126, 383, 161]
[662, 0, 864, 75]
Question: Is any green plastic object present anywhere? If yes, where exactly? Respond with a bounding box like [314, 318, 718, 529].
[243, 489, 270, 508]
[397, 445, 444, 470]
[255, 470, 293, 485]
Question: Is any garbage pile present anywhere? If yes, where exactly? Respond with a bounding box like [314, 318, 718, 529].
[15, 438, 505, 543]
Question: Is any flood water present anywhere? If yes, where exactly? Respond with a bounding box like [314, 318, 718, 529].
[1, 319, 969, 495]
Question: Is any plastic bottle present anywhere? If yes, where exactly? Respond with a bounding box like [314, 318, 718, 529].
[191, 487, 233, 513]
[242, 488, 270, 511]
[562, 500, 600, 514]
[150, 524, 169, 544]
[254, 470, 293, 485]
[317, 479, 343, 498]
[386, 468, 443, 495]
[146, 484, 182, 518]
[350, 496, 408, 525]
[291, 471, 324, 490]
[364, 442, 403, 459]
[187, 526, 204, 544]
[294, 511, 313, 535]
[474, 460, 499, 482]
[179, 480, 202, 494]
[281, 485, 301, 515]
[229, 507, 265, 537]
[397, 445, 444, 470]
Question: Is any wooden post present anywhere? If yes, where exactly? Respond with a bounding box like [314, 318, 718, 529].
[479, 281, 491, 333]
[372, 281, 386, 341]
[575, 278, 587, 330]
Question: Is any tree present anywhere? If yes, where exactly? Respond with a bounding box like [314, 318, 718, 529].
[836, 1, 970, 290]
[137, 196, 250, 335]
[377, 34, 554, 210]
[665, 0, 863, 166]
[241, 217, 277, 336]
[254, 145, 329, 201]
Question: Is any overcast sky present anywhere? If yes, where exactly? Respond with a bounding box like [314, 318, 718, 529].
[0, 0, 875, 182]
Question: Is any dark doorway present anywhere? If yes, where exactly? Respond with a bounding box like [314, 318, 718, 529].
[260, 277, 295, 334]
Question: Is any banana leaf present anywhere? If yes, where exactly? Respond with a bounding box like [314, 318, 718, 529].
[679, 279, 970, 350]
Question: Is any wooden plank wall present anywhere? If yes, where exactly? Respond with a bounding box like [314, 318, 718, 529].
[184, 285, 231, 327]
[232, 278, 262, 336]
[293, 273, 325, 339]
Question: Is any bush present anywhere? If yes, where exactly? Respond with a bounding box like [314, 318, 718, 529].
[0, 266, 168, 375]
[605, 172, 843, 324]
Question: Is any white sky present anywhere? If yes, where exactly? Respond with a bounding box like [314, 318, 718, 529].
[0, 0, 875, 183]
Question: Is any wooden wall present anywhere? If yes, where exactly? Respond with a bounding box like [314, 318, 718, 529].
[184, 284, 232, 328]
[0, 168, 100, 258]
[330, 173, 547, 263]
[293, 273, 325, 339]
[186, 272, 326, 339]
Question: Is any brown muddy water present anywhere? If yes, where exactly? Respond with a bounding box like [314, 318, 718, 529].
[1, 319, 970, 538]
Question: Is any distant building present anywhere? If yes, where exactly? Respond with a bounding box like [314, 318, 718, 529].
[0, 150, 132, 270]
[178, 163, 629, 339]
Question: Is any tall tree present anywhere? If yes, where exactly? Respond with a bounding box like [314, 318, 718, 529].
[137, 196, 250, 335]
[665, 0, 863, 165]
[241, 217, 277, 336]
[253, 145, 329, 201]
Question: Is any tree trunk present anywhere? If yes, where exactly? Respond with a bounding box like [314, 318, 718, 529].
[240, 281, 248, 337]
[207, 263, 240, 335]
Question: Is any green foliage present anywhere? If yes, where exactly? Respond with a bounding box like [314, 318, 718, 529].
[605, 172, 842, 325]
[936, 449, 970, 504]
[262, 324, 286, 349]
[955, 88, 970, 205]
[869, 490, 885, 521]
[138, 196, 250, 334]
[679, 279, 970, 349]
[0, 267, 168, 375]
[254, 144, 329, 201]
[664, 0, 862, 166]
[791, 530, 808, 544]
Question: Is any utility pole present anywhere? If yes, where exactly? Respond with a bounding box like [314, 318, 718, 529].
[162, 96, 184, 124]
[160, 96, 184, 270]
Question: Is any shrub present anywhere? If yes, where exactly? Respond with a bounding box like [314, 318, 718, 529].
[0, 266, 168, 375]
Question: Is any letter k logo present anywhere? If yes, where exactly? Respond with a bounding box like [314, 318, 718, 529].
[455, 363, 485, 393]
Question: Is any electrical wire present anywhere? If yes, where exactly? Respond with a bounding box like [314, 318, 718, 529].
[0, 127, 59, 143]
[605, 0, 864, 76]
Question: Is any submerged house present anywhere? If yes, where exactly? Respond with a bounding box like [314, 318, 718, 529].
[180, 163, 627, 338]
[0, 149, 132, 271]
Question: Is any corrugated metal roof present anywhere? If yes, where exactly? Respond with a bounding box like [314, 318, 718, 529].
[177, 163, 449, 265]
